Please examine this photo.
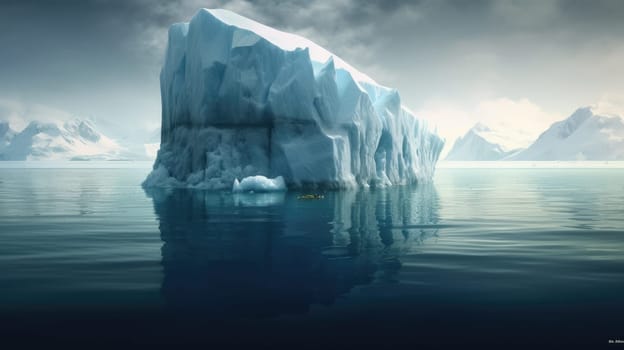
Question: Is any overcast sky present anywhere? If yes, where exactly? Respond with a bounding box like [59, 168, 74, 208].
[1, 0, 623, 150]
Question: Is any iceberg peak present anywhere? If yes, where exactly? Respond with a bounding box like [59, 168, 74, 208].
[200, 9, 378, 86]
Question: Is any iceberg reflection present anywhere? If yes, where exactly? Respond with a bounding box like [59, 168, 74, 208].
[233, 192, 286, 207]
[146, 185, 440, 318]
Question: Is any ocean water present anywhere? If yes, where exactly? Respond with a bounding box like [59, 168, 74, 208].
[1, 164, 623, 347]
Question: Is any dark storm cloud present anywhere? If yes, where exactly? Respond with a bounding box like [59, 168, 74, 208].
[2, 0, 622, 73]
[2, 0, 621, 80]
[0, 0, 622, 138]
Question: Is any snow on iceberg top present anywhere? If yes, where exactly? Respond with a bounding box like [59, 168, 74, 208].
[200, 9, 379, 86]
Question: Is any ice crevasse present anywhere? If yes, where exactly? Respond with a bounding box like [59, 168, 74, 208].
[143, 9, 444, 190]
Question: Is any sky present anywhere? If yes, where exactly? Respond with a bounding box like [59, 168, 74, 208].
[1, 0, 623, 153]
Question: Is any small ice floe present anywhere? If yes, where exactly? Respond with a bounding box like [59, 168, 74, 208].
[232, 175, 286, 193]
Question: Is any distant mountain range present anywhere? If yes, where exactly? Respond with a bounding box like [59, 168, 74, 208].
[4, 105, 622, 162]
[0, 119, 156, 161]
[446, 107, 624, 161]
[509, 107, 624, 160]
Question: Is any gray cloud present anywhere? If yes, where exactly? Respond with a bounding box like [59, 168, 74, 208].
[0, 0, 622, 139]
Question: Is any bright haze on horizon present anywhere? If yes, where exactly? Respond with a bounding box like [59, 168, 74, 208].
[1, 0, 623, 156]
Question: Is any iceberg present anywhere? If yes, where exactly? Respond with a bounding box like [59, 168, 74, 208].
[144, 9, 443, 190]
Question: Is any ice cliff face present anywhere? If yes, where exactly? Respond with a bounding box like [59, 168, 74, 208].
[144, 9, 443, 189]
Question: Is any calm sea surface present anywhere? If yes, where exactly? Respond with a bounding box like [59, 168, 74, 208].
[1, 164, 623, 347]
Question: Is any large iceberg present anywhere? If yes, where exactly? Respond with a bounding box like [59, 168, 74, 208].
[144, 9, 443, 189]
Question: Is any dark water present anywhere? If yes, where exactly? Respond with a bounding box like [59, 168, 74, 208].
[1, 166, 623, 347]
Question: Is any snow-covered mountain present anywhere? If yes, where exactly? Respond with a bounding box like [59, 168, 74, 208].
[445, 123, 522, 161]
[144, 9, 443, 189]
[510, 107, 624, 160]
[0, 121, 15, 153]
[0, 119, 125, 160]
